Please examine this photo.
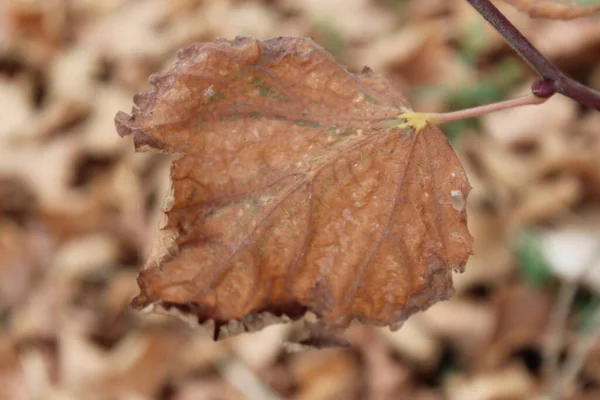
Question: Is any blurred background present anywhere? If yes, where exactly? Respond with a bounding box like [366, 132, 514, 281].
[1, 0, 600, 399]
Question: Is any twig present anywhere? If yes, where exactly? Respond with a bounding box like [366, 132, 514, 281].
[543, 279, 577, 388]
[466, 0, 600, 111]
[553, 306, 600, 398]
[546, 242, 600, 399]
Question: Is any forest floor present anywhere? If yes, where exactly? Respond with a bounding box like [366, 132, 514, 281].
[2, 1, 600, 399]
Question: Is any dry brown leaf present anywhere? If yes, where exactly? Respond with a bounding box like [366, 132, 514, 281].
[0, 225, 51, 311]
[445, 363, 537, 400]
[173, 379, 247, 400]
[502, 0, 600, 19]
[584, 341, 600, 388]
[379, 318, 441, 369]
[115, 36, 472, 341]
[468, 98, 600, 228]
[355, 22, 468, 89]
[290, 348, 361, 400]
[279, 0, 394, 42]
[0, 334, 30, 400]
[481, 283, 552, 369]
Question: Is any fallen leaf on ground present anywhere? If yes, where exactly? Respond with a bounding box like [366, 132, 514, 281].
[446, 363, 536, 400]
[115, 36, 472, 341]
[502, 0, 600, 19]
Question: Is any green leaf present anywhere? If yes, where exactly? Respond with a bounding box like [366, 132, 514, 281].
[515, 229, 553, 288]
[573, 289, 600, 333]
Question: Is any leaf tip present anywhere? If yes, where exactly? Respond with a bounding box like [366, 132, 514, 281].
[114, 110, 133, 137]
[148, 72, 175, 89]
[133, 90, 154, 109]
[130, 292, 151, 311]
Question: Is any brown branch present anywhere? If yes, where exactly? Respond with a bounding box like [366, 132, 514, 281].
[466, 0, 600, 111]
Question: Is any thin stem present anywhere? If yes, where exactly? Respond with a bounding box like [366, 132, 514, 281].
[466, 0, 600, 111]
[424, 93, 548, 125]
[544, 279, 578, 392]
[546, 241, 600, 399]
[552, 306, 600, 398]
